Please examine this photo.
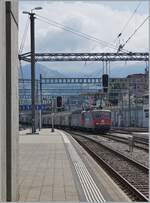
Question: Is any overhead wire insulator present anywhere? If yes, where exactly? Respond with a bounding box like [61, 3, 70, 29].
[117, 44, 124, 53]
[117, 33, 122, 38]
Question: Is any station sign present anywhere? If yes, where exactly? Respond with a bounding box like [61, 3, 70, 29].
[19, 104, 51, 111]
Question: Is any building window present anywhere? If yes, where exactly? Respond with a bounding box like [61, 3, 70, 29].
[144, 109, 149, 118]
[145, 112, 149, 118]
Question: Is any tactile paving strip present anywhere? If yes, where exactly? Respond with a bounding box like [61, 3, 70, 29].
[60, 131, 105, 202]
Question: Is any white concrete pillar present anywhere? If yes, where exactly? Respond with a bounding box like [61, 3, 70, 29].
[0, 1, 7, 201]
[0, 0, 18, 201]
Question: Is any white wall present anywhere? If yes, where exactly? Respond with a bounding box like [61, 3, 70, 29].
[0, 0, 18, 201]
[0, 1, 6, 200]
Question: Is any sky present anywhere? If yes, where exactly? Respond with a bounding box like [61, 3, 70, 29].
[19, 0, 149, 77]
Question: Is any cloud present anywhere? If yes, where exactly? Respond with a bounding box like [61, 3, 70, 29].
[36, 16, 88, 52]
[19, 1, 148, 52]
[19, 1, 148, 75]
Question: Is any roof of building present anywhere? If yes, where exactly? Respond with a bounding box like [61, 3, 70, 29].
[127, 73, 145, 78]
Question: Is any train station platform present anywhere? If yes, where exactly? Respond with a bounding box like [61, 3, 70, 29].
[18, 128, 131, 202]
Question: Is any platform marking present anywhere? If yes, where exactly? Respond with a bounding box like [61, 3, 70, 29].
[60, 130, 105, 202]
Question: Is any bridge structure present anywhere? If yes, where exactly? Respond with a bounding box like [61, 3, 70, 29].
[19, 77, 102, 94]
[19, 51, 149, 122]
[19, 72, 148, 112]
[19, 51, 149, 101]
[19, 77, 103, 112]
[19, 52, 149, 62]
[40, 77, 101, 84]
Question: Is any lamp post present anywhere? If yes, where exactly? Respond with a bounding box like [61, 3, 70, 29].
[39, 74, 42, 130]
[128, 88, 131, 127]
[23, 7, 42, 133]
[51, 97, 55, 132]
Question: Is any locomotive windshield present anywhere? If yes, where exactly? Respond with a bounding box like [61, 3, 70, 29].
[93, 111, 111, 118]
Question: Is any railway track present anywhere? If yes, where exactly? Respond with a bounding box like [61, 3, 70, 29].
[110, 130, 149, 146]
[111, 128, 148, 133]
[102, 133, 149, 151]
[67, 131, 149, 202]
[68, 129, 148, 151]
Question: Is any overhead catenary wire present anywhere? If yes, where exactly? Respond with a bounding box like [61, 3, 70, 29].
[19, 60, 26, 97]
[116, 1, 142, 40]
[19, 17, 30, 54]
[36, 15, 109, 47]
[36, 17, 118, 51]
[119, 15, 149, 50]
[36, 14, 129, 53]
[10, 8, 19, 29]
[19, 17, 30, 96]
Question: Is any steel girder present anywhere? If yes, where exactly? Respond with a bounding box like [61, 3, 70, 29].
[19, 78, 101, 84]
[19, 52, 149, 62]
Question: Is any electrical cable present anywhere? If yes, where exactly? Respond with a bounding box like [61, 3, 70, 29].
[36, 17, 116, 51]
[36, 14, 129, 53]
[19, 18, 30, 104]
[10, 9, 18, 29]
[19, 60, 26, 98]
[121, 16, 149, 50]
[116, 1, 142, 40]
[19, 17, 30, 54]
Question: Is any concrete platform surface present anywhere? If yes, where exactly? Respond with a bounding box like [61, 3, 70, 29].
[18, 128, 131, 202]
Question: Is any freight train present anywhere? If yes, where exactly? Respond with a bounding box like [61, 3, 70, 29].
[43, 109, 112, 133]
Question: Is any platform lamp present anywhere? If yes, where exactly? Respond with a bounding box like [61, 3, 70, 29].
[23, 7, 43, 133]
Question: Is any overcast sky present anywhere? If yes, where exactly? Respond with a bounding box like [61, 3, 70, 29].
[19, 0, 149, 77]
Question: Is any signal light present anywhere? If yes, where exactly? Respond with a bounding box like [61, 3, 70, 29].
[102, 74, 108, 93]
[102, 74, 108, 87]
[103, 87, 108, 93]
[57, 96, 62, 108]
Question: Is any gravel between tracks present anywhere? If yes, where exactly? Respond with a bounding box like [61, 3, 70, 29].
[95, 135, 149, 167]
[75, 132, 149, 167]
[73, 135, 149, 199]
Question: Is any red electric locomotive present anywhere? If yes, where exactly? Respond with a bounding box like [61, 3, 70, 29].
[42, 108, 111, 133]
[80, 109, 111, 132]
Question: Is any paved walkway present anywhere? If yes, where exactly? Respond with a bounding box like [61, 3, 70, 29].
[19, 129, 80, 202]
[18, 128, 131, 202]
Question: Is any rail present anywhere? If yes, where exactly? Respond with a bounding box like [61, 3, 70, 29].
[67, 131, 149, 201]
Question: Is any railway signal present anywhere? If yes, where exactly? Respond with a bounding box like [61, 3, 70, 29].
[57, 96, 62, 108]
[102, 74, 108, 93]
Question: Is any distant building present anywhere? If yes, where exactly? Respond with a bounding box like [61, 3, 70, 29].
[126, 73, 146, 96]
[142, 93, 149, 128]
[107, 72, 149, 128]
[108, 78, 128, 105]
[108, 72, 147, 106]
[109, 89, 148, 128]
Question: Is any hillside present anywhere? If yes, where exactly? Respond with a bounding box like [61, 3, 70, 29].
[19, 63, 65, 79]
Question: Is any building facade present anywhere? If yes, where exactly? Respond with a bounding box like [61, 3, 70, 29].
[108, 73, 149, 128]
[108, 73, 147, 105]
